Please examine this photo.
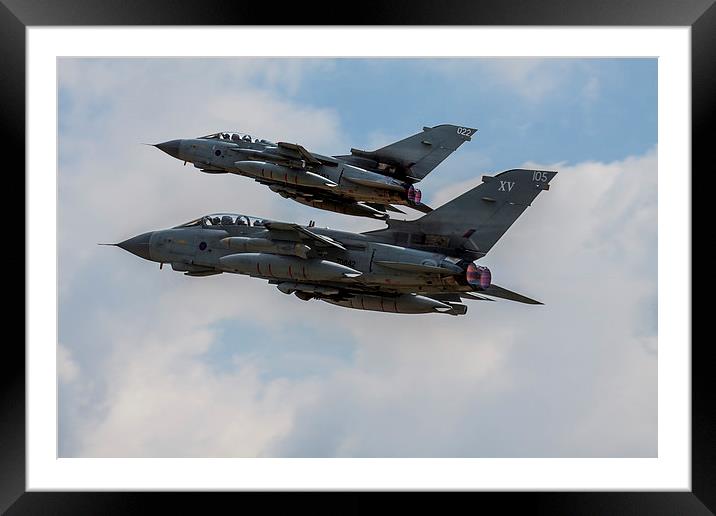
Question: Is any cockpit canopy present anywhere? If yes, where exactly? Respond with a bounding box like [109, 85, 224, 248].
[174, 213, 269, 228]
[198, 131, 273, 145]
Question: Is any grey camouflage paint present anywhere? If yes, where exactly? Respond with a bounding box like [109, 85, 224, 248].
[113, 169, 557, 316]
[154, 124, 476, 220]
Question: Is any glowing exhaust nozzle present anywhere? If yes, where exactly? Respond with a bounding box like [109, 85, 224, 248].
[407, 185, 422, 204]
[466, 263, 491, 290]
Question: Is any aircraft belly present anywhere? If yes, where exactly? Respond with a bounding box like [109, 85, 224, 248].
[357, 271, 437, 288]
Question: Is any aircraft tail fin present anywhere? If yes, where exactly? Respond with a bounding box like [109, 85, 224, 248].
[421, 169, 557, 256]
[350, 124, 476, 181]
[368, 169, 557, 258]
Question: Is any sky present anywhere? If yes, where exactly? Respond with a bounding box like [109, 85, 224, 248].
[57, 58, 657, 457]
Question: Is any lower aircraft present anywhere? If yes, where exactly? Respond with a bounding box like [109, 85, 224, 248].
[108, 169, 557, 315]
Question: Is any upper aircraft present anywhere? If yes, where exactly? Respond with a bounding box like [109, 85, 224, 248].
[108, 168, 556, 316]
[153, 124, 476, 220]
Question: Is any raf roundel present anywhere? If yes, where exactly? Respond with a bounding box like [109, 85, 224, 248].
[199, 241, 208, 251]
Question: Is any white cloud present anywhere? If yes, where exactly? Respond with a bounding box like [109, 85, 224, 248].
[425, 58, 602, 104]
[483, 59, 564, 102]
[73, 293, 321, 457]
[57, 58, 352, 297]
[58, 343, 79, 384]
[270, 147, 658, 457]
[58, 59, 656, 458]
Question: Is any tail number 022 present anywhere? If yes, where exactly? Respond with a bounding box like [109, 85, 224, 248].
[456, 127, 473, 137]
[532, 171, 549, 182]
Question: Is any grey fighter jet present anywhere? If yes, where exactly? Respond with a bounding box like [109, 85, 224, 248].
[153, 124, 476, 220]
[109, 169, 556, 316]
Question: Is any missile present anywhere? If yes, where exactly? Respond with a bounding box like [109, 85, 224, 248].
[322, 293, 452, 314]
[265, 184, 391, 220]
[219, 253, 362, 281]
[232, 161, 337, 188]
[341, 174, 407, 192]
[220, 237, 310, 259]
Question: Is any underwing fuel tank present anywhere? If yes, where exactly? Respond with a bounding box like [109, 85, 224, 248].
[219, 253, 361, 281]
[290, 196, 389, 220]
[322, 293, 453, 314]
[220, 237, 311, 259]
[233, 161, 337, 188]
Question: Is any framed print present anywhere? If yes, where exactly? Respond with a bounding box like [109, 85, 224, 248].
[7, 0, 708, 513]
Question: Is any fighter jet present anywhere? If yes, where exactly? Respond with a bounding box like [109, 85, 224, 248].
[108, 169, 556, 316]
[153, 124, 476, 220]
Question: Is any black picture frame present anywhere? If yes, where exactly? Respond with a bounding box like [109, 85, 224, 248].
[6, 1, 708, 513]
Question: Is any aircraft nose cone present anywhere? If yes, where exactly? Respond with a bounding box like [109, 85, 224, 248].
[155, 139, 182, 159]
[117, 232, 153, 261]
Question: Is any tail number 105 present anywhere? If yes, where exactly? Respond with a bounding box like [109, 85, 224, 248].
[532, 171, 549, 182]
